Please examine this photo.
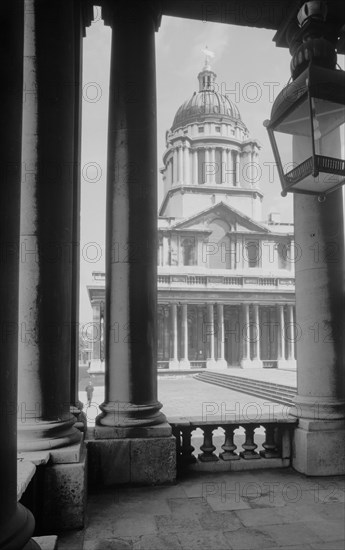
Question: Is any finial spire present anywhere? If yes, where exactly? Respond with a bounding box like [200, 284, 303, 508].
[198, 47, 216, 91]
[201, 46, 215, 70]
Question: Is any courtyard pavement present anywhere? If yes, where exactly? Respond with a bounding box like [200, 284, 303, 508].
[58, 467, 345, 549]
[60, 370, 344, 549]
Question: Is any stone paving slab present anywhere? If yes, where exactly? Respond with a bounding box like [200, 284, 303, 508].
[58, 467, 345, 549]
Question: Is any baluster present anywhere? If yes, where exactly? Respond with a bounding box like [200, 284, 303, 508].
[240, 424, 260, 459]
[171, 425, 182, 466]
[181, 426, 196, 464]
[220, 425, 240, 460]
[260, 424, 280, 458]
[198, 426, 218, 462]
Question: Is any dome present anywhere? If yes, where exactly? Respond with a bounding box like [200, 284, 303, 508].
[171, 89, 242, 131]
[171, 64, 242, 131]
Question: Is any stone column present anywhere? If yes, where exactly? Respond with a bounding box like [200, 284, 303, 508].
[183, 144, 190, 184]
[210, 147, 216, 184]
[291, 181, 345, 474]
[205, 148, 210, 185]
[277, 304, 287, 369]
[221, 148, 227, 184]
[252, 304, 263, 368]
[173, 148, 178, 185]
[241, 303, 252, 368]
[71, 3, 86, 427]
[216, 304, 227, 368]
[88, 301, 103, 373]
[95, 2, 167, 432]
[18, 0, 79, 451]
[228, 150, 234, 185]
[178, 145, 183, 184]
[0, 3, 38, 548]
[286, 304, 297, 369]
[192, 149, 198, 184]
[235, 151, 240, 185]
[169, 303, 179, 369]
[206, 303, 217, 368]
[180, 304, 190, 369]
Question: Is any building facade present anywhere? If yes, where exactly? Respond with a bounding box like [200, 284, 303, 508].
[88, 59, 297, 372]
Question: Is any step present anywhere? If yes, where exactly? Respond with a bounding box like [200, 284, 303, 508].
[199, 371, 296, 392]
[194, 371, 296, 406]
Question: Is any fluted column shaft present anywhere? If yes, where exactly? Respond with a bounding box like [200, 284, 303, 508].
[96, 3, 166, 429]
[18, 0, 79, 451]
[0, 3, 38, 548]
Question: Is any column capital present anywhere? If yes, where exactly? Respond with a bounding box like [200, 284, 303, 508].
[101, 0, 162, 31]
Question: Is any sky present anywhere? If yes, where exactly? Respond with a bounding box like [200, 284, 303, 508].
[79, 10, 298, 322]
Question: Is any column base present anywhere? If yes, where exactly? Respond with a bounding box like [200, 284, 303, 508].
[40, 443, 87, 531]
[206, 359, 218, 369]
[215, 359, 228, 369]
[70, 405, 87, 433]
[0, 504, 38, 549]
[86, 433, 176, 486]
[18, 419, 81, 452]
[292, 418, 345, 475]
[94, 421, 172, 439]
[95, 400, 167, 429]
[179, 359, 190, 369]
[169, 359, 180, 369]
[87, 360, 105, 374]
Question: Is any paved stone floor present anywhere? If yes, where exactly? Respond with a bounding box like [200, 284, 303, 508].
[65, 371, 343, 549]
[57, 468, 345, 549]
[80, 371, 292, 425]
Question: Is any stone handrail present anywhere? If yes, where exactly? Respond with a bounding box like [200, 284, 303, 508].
[169, 414, 297, 472]
[158, 274, 294, 288]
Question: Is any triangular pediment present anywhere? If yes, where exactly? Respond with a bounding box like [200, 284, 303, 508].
[169, 202, 270, 234]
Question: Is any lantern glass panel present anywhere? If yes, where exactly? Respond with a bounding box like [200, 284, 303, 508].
[272, 97, 313, 178]
[273, 96, 345, 194]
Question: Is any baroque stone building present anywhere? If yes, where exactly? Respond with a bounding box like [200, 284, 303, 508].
[88, 58, 296, 372]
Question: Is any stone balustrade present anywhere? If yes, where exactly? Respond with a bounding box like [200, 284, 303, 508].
[157, 274, 294, 289]
[170, 415, 297, 473]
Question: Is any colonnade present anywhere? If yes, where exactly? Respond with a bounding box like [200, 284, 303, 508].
[157, 302, 296, 369]
[168, 145, 241, 185]
[1, 3, 344, 545]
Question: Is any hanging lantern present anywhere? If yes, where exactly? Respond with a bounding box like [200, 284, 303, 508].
[264, 1, 345, 197]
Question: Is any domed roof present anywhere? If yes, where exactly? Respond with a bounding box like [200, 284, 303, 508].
[172, 91, 242, 131]
[171, 64, 242, 131]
